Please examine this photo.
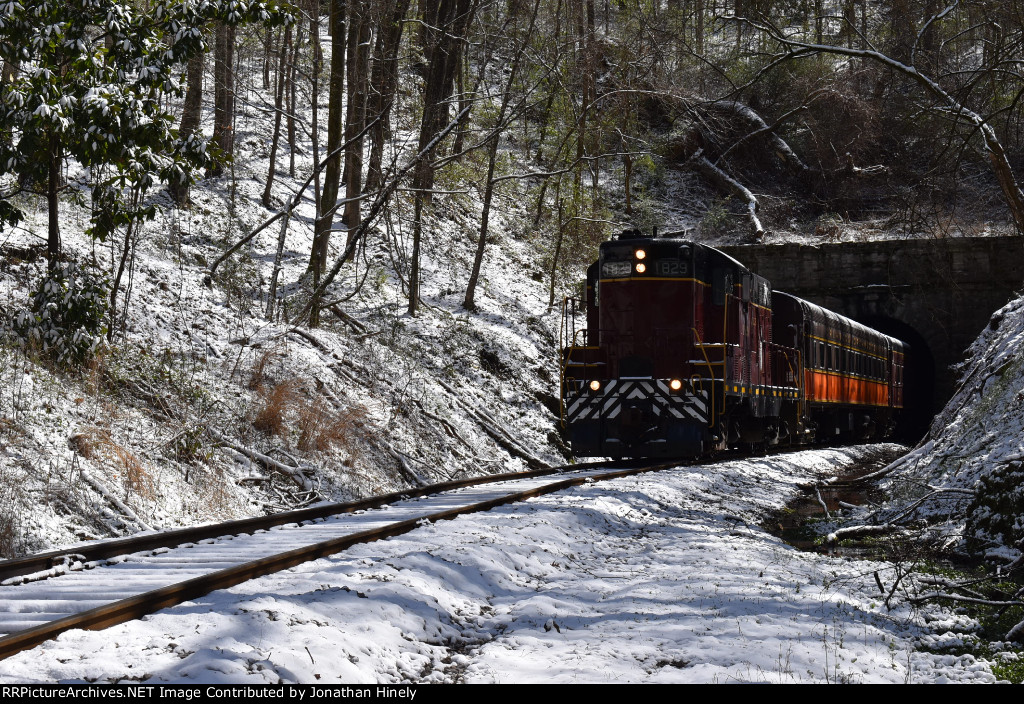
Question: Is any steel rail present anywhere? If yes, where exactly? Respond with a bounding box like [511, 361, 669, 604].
[0, 460, 682, 661]
[0, 459, 637, 583]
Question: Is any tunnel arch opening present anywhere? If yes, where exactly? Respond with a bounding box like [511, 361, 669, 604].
[856, 315, 936, 443]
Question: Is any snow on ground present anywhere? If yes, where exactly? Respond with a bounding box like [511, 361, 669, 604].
[0, 446, 998, 684]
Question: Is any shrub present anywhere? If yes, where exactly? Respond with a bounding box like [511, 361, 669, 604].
[965, 460, 1024, 556]
[700, 198, 733, 235]
[12, 262, 108, 369]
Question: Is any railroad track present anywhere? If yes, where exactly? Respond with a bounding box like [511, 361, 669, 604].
[0, 459, 686, 661]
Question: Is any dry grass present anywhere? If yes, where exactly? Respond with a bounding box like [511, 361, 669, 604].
[68, 432, 94, 459]
[81, 427, 156, 502]
[195, 464, 237, 520]
[297, 398, 367, 454]
[247, 348, 282, 390]
[252, 380, 297, 436]
[112, 442, 154, 501]
[250, 377, 368, 460]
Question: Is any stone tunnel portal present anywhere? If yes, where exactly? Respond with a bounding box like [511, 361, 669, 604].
[856, 314, 936, 442]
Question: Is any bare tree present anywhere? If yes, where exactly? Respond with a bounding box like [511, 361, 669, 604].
[209, 23, 236, 177]
[342, 0, 371, 250]
[262, 26, 292, 209]
[364, 0, 412, 193]
[309, 0, 346, 280]
[463, 0, 542, 311]
[407, 0, 477, 316]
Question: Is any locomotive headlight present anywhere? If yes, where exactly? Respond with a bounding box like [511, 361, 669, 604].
[669, 379, 683, 391]
[589, 380, 601, 391]
[635, 249, 647, 260]
[635, 262, 646, 274]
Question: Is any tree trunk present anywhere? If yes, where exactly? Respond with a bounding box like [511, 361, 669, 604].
[624, 148, 633, 215]
[262, 26, 292, 209]
[171, 50, 205, 206]
[463, 0, 540, 311]
[408, 0, 476, 315]
[452, 47, 474, 157]
[814, 0, 823, 44]
[547, 195, 565, 311]
[310, 0, 346, 279]
[365, 0, 411, 193]
[287, 19, 302, 178]
[108, 191, 141, 340]
[571, 0, 595, 241]
[262, 27, 272, 90]
[408, 186, 425, 315]
[691, 149, 766, 239]
[46, 135, 61, 268]
[889, 0, 914, 63]
[307, 6, 324, 326]
[342, 0, 371, 253]
[210, 23, 235, 177]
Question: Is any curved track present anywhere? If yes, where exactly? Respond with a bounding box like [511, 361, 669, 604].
[0, 460, 683, 660]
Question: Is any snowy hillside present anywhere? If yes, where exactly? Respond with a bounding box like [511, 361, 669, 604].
[874, 293, 1024, 562]
[0, 65, 572, 557]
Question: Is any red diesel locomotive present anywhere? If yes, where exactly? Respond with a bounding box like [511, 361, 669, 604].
[559, 230, 907, 458]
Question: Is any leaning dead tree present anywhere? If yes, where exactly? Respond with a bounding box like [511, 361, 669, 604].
[688, 148, 765, 238]
[663, 97, 816, 239]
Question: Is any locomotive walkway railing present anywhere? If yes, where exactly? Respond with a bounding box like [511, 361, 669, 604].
[559, 296, 588, 428]
[691, 327, 724, 427]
